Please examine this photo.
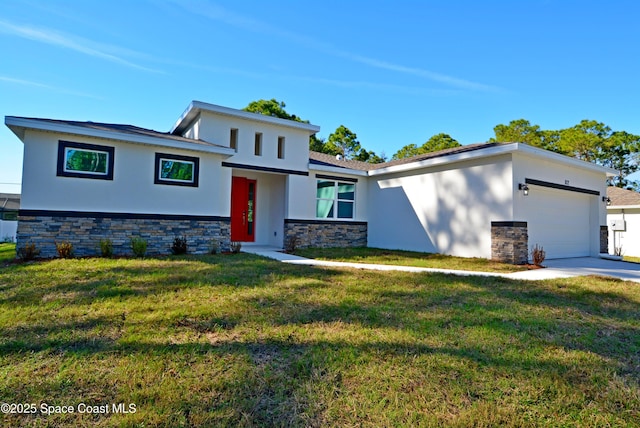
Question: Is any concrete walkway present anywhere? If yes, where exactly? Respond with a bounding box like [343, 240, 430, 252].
[241, 246, 640, 283]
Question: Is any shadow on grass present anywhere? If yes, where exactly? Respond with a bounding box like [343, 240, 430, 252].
[1, 255, 639, 426]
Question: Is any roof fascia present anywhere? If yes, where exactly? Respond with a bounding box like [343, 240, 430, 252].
[5, 116, 235, 156]
[308, 163, 368, 177]
[171, 101, 321, 135]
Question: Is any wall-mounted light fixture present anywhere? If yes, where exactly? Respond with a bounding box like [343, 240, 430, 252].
[602, 196, 611, 206]
[519, 183, 529, 196]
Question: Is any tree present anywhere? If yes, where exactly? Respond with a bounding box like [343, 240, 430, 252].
[324, 125, 362, 159]
[354, 148, 387, 164]
[599, 131, 640, 188]
[490, 119, 544, 146]
[391, 133, 460, 160]
[558, 119, 612, 162]
[243, 99, 302, 122]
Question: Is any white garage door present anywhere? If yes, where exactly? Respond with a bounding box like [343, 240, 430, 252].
[526, 187, 592, 259]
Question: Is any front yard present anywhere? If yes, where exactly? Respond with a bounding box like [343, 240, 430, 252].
[294, 246, 531, 273]
[0, 249, 638, 426]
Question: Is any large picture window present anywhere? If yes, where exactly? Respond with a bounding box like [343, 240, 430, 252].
[57, 141, 114, 180]
[154, 153, 199, 187]
[316, 180, 355, 219]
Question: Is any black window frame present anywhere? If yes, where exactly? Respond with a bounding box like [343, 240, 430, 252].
[154, 152, 200, 187]
[57, 140, 115, 180]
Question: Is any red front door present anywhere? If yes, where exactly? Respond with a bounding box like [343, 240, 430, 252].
[231, 177, 256, 242]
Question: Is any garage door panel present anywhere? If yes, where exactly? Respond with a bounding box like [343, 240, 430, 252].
[526, 188, 591, 259]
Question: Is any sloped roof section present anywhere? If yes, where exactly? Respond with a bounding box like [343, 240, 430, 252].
[607, 186, 640, 206]
[309, 142, 505, 172]
[0, 193, 20, 211]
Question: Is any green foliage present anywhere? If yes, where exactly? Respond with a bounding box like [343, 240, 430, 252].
[243, 98, 303, 122]
[171, 236, 188, 255]
[66, 149, 107, 173]
[490, 118, 640, 188]
[160, 160, 193, 181]
[99, 238, 113, 257]
[17, 242, 40, 261]
[55, 241, 74, 259]
[392, 133, 460, 160]
[230, 241, 242, 254]
[354, 148, 387, 164]
[130, 237, 147, 258]
[324, 125, 362, 159]
[209, 239, 219, 255]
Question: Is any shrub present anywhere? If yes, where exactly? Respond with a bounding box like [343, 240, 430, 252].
[55, 241, 74, 258]
[284, 235, 299, 254]
[230, 242, 242, 254]
[614, 246, 624, 257]
[209, 239, 220, 255]
[531, 244, 546, 266]
[17, 242, 40, 261]
[130, 237, 148, 258]
[99, 238, 113, 257]
[171, 236, 188, 255]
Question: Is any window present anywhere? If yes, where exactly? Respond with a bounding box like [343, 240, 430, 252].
[154, 153, 199, 187]
[57, 141, 115, 180]
[316, 180, 355, 219]
[230, 128, 238, 152]
[1, 210, 18, 221]
[254, 133, 262, 156]
[277, 136, 285, 159]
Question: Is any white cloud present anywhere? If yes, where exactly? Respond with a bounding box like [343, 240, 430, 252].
[0, 75, 102, 99]
[0, 19, 162, 73]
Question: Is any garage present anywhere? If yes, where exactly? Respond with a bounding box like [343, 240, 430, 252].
[525, 185, 593, 259]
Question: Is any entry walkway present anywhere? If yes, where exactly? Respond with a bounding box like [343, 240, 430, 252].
[241, 246, 640, 283]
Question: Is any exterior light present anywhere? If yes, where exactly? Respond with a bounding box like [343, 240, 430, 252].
[519, 183, 529, 196]
[602, 196, 611, 206]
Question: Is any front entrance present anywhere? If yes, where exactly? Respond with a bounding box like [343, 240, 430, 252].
[231, 177, 256, 242]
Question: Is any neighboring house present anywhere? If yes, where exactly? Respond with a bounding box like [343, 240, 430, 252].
[4, 101, 616, 262]
[606, 186, 640, 257]
[0, 193, 20, 242]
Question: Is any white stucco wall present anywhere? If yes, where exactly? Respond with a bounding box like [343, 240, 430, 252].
[0, 220, 17, 241]
[367, 155, 513, 258]
[20, 130, 231, 217]
[187, 111, 311, 173]
[607, 208, 640, 257]
[286, 169, 368, 222]
[512, 152, 607, 257]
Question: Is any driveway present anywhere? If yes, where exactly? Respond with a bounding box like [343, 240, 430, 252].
[508, 257, 640, 283]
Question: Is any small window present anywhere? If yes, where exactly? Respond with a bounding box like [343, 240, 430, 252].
[230, 128, 238, 152]
[154, 153, 199, 187]
[254, 133, 262, 156]
[316, 180, 355, 219]
[1, 210, 18, 221]
[277, 136, 285, 159]
[57, 141, 115, 180]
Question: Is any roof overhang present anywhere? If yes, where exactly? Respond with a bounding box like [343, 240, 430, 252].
[308, 163, 368, 177]
[5, 116, 236, 156]
[369, 142, 618, 177]
[607, 205, 640, 210]
[171, 100, 321, 136]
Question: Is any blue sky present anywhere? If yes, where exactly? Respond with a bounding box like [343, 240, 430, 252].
[1, 0, 639, 193]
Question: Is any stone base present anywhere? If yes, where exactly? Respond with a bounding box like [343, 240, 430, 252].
[16, 211, 231, 258]
[284, 219, 367, 248]
[600, 225, 608, 254]
[491, 221, 528, 264]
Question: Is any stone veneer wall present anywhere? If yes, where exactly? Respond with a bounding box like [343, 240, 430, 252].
[284, 219, 367, 248]
[491, 221, 529, 264]
[16, 210, 231, 258]
[600, 225, 608, 254]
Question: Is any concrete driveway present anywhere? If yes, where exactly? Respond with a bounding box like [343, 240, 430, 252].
[508, 257, 640, 283]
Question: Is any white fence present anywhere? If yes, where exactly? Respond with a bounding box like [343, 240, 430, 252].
[0, 220, 17, 242]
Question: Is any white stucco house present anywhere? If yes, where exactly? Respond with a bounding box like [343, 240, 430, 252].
[4, 100, 616, 262]
[606, 186, 640, 258]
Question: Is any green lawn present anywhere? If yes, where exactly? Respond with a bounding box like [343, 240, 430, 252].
[0, 253, 639, 427]
[294, 246, 530, 273]
[0, 242, 16, 265]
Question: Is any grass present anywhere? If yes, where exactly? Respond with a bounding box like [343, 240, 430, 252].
[294, 246, 530, 273]
[624, 255, 640, 264]
[0, 251, 639, 427]
[0, 242, 16, 264]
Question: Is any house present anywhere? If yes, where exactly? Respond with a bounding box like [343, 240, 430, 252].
[606, 186, 640, 257]
[4, 100, 616, 262]
[0, 193, 20, 242]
